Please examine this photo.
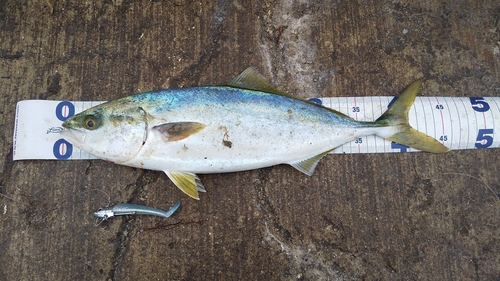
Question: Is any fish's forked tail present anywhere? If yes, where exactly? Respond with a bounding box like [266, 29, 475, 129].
[375, 79, 450, 153]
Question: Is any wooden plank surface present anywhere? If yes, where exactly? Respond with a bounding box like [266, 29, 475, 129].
[1, 1, 499, 280]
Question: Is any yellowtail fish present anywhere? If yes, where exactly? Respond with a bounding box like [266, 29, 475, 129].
[61, 68, 449, 199]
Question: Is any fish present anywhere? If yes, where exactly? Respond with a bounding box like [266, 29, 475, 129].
[61, 68, 449, 199]
[93, 201, 181, 220]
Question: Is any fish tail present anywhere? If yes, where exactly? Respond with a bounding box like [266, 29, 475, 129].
[375, 79, 450, 153]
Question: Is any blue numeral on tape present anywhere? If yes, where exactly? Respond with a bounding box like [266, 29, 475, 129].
[391, 142, 409, 152]
[55, 101, 75, 121]
[475, 129, 494, 149]
[53, 139, 73, 159]
[470, 97, 490, 112]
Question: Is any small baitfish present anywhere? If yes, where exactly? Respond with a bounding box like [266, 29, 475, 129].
[94, 202, 181, 220]
[62, 68, 449, 199]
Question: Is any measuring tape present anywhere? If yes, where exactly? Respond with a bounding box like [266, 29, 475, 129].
[12, 96, 498, 161]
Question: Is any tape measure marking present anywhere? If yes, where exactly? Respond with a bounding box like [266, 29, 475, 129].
[450, 97, 462, 149]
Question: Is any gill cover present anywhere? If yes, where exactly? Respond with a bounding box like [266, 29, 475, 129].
[61, 99, 148, 163]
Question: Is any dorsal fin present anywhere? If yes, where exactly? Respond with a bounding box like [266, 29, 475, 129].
[228, 67, 285, 95]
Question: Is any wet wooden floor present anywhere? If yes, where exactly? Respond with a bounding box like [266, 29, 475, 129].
[1, 1, 499, 280]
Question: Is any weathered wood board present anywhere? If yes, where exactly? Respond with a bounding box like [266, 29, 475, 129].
[1, 1, 499, 280]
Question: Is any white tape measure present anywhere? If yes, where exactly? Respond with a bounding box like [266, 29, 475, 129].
[12, 96, 498, 161]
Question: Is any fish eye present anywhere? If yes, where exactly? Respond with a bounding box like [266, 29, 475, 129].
[83, 116, 98, 130]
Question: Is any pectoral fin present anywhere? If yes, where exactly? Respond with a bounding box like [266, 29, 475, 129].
[165, 171, 206, 200]
[153, 122, 205, 142]
[289, 150, 333, 176]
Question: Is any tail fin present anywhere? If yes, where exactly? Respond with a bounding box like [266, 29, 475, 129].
[376, 79, 450, 153]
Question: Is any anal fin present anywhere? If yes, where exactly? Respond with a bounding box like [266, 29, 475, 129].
[289, 150, 332, 176]
[165, 171, 205, 200]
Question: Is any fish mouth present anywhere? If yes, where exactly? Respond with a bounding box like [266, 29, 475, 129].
[61, 117, 86, 143]
[59, 127, 86, 146]
[61, 118, 74, 130]
[93, 211, 103, 218]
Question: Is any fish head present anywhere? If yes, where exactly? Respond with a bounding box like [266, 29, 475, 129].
[93, 208, 114, 219]
[61, 99, 147, 163]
